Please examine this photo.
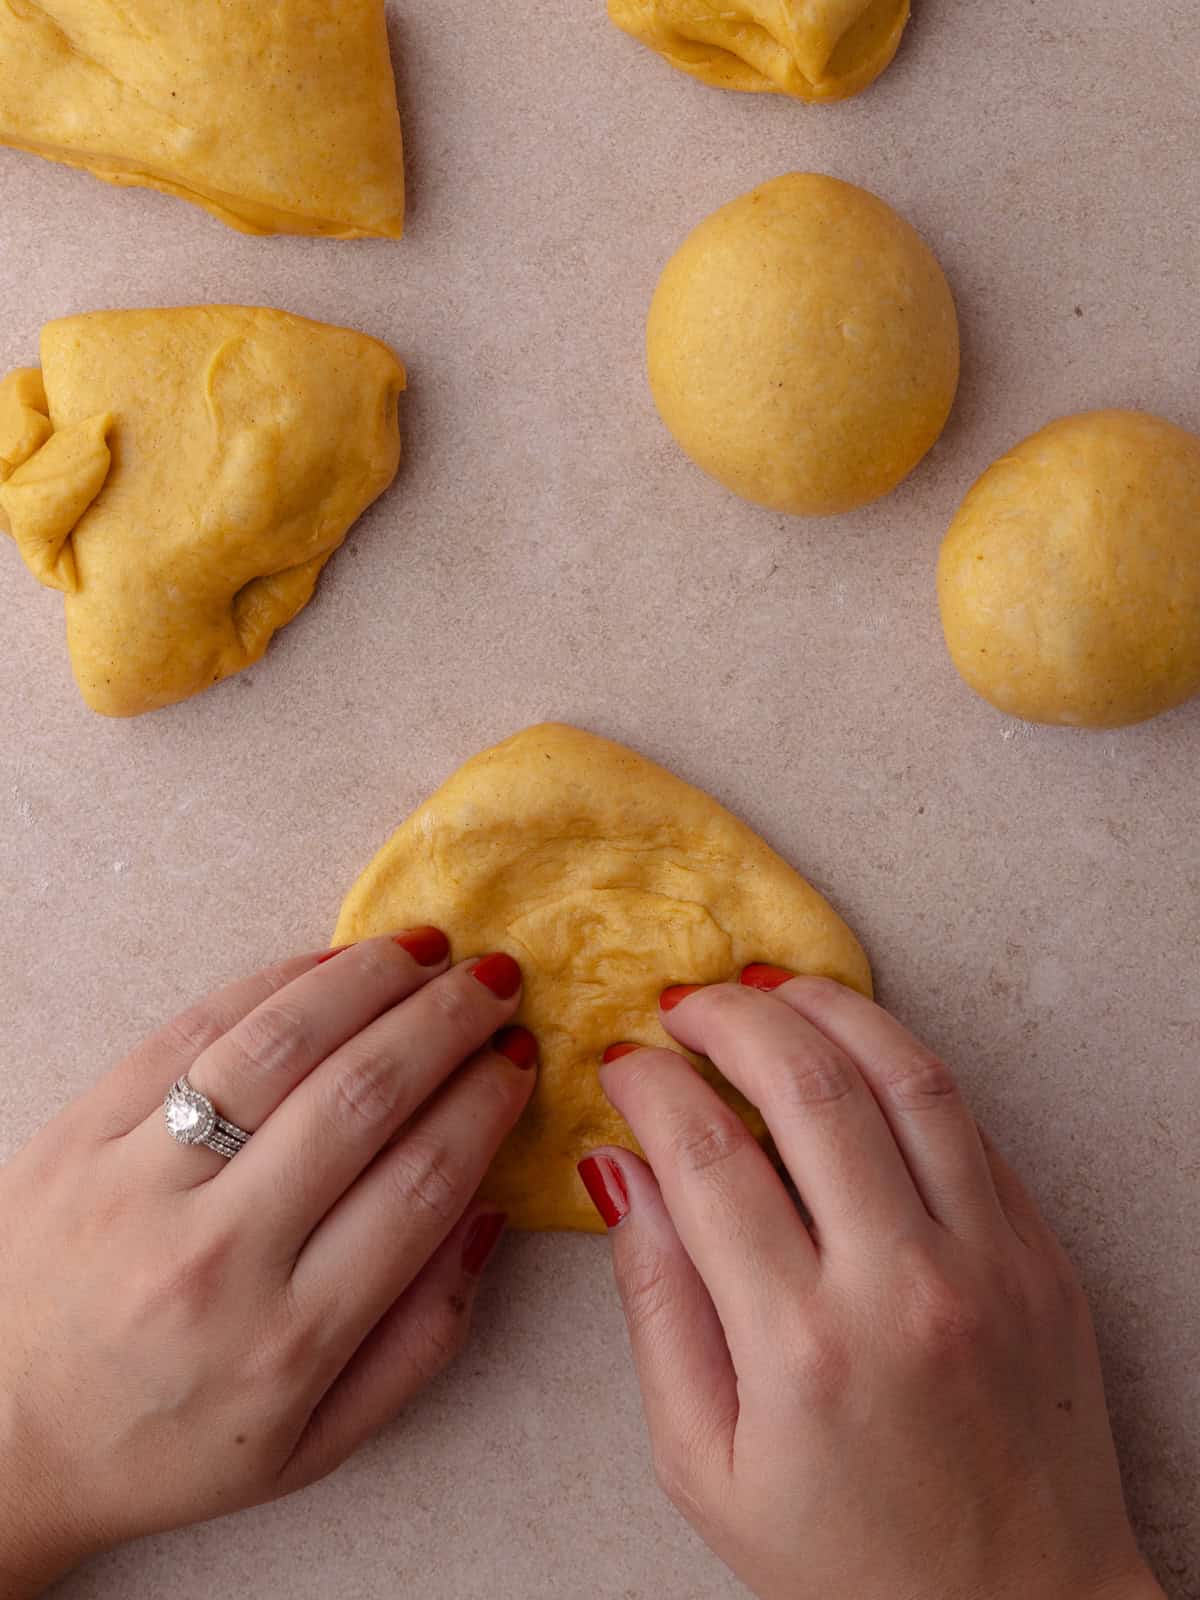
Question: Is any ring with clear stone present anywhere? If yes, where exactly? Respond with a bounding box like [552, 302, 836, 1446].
[163, 1075, 252, 1160]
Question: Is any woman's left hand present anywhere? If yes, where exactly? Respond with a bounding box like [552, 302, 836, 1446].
[0, 931, 535, 1598]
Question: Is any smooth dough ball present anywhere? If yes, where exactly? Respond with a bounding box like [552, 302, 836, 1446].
[646, 173, 959, 517]
[938, 410, 1200, 728]
[607, 0, 910, 104]
[335, 723, 872, 1232]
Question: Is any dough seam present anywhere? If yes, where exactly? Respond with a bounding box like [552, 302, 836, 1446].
[5, 135, 400, 238]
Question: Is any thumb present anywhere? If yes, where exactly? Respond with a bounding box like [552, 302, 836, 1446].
[579, 1148, 738, 1499]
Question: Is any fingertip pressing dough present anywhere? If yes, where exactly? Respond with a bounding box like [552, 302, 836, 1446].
[937, 410, 1200, 729]
[0, 1, 405, 237]
[647, 174, 960, 517]
[608, 0, 910, 102]
[0, 307, 405, 717]
[335, 723, 873, 1232]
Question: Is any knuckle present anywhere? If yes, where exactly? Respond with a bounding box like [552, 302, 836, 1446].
[652, 1433, 720, 1529]
[883, 1048, 960, 1111]
[782, 1324, 850, 1403]
[902, 1259, 986, 1360]
[385, 1136, 463, 1228]
[134, 1228, 240, 1321]
[617, 1247, 677, 1331]
[464, 1057, 524, 1124]
[427, 976, 477, 1031]
[691, 983, 759, 1042]
[773, 1044, 856, 1112]
[609, 1051, 663, 1097]
[257, 1316, 316, 1388]
[696, 984, 742, 1024]
[409, 1298, 470, 1375]
[352, 940, 390, 979]
[667, 1111, 751, 1177]
[328, 1047, 402, 1130]
[352, 942, 397, 987]
[227, 1000, 314, 1082]
[794, 974, 846, 1002]
[651, 1440, 698, 1512]
[161, 1007, 224, 1061]
[259, 1321, 345, 1406]
[22, 1115, 76, 1177]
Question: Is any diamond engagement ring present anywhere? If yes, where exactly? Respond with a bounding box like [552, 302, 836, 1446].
[164, 1076, 252, 1160]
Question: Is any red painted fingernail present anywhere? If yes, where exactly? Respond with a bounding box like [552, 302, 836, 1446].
[578, 1156, 630, 1229]
[316, 946, 350, 966]
[494, 1025, 538, 1070]
[660, 984, 702, 1012]
[394, 926, 450, 967]
[471, 952, 522, 1000]
[461, 1212, 507, 1276]
[602, 1043, 642, 1064]
[741, 963, 795, 992]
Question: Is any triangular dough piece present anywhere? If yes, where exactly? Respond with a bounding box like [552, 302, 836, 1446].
[608, 0, 909, 102]
[0, 0, 405, 236]
[0, 307, 404, 716]
[335, 724, 872, 1232]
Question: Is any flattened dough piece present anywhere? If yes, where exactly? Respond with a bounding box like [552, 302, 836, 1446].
[608, 0, 909, 101]
[0, 0, 405, 237]
[0, 307, 404, 716]
[335, 724, 872, 1232]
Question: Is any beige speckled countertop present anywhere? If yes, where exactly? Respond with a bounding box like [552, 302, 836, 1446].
[1, 2, 1197, 1595]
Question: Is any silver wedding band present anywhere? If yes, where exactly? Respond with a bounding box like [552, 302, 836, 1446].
[164, 1075, 252, 1160]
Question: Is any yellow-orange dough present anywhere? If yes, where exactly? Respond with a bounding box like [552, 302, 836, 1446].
[938, 411, 1200, 728]
[0, 0, 405, 237]
[334, 724, 873, 1232]
[647, 174, 960, 517]
[608, 0, 909, 101]
[0, 307, 404, 716]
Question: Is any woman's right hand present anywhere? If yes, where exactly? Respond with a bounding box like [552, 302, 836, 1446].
[585, 971, 1166, 1600]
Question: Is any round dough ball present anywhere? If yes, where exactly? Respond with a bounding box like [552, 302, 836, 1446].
[646, 173, 960, 517]
[938, 410, 1200, 729]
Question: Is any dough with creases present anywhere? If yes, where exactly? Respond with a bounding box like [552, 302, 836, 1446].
[937, 410, 1200, 728]
[647, 174, 959, 517]
[0, 0, 405, 237]
[608, 0, 909, 102]
[335, 723, 872, 1232]
[0, 307, 404, 716]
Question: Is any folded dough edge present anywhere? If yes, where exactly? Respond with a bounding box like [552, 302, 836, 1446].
[0, 368, 111, 593]
[607, 0, 909, 101]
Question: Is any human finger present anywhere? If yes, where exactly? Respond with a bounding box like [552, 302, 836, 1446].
[580, 1146, 738, 1497]
[87, 951, 324, 1137]
[599, 1044, 814, 1365]
[126, 930, 451, 1185]
[224, 955, 523, 1254]
[660, 983, 928, 1255]
[977, 1125, 1056, 1251]
[290, 1026, 536, 1345]
[741, 969, 1005, 1242]
[277, 1203, 509, 1493]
